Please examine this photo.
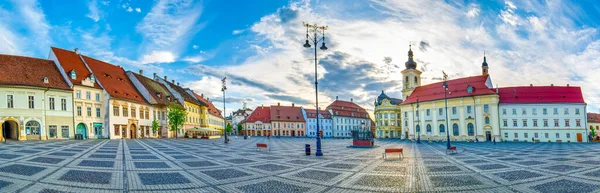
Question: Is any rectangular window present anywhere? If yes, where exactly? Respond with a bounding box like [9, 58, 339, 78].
[404, 112, 407, 117]
[114, 125, 120, 136]
[566, 133, 571, 138]
[543, 108, 547, 115]
[514, 133, 518, 138]
[439, 108, 443, 116]
[524, 133, 528, 138]
[123, 107, 128, 117]
[565, 119, 570, 127]
[86, 91, 91, 100]
[522, 109, 527, 115]
[49, 97, 55, 110]
[96, 93, 100, 101]
[467, 106, 472, 114]
[522, 120, 527, 127]
[533, 119, 538, 127]
[113, 106, 119, 116]
[554, 119, 559, 127]
[576, 108, 580, 115]
[6, 95, 13, 108]
[503, 120, 508, 127]
[87, 107, 92, 117]
[502, 109, 506, 115]
[76, 90, 81, 99]
[553, 108, 558, 115]
[556, 133, 560, 138]
[512, 109, 516, 115]
[49, 125, 57, 138]
[543, 119, 548, 127]
[77, 106, 82, 116]
[426, 109, 430, 116]
[28, 96, 34, 109]
[534, 133, 538, 138]
[416, 110, 419, 117]
[484, 104, 489, 113]
[61, 99, 67, 110]
[545, 133, 549, 138]
[452, 107, 457, 114]
[532, 109, 537, 115]
[145, 111, 149, 120]
[131, 109, 136, 118]
[504, 132, 508, 138]
[513, 120, 517, 127]
[96, 108, 101, 118]
[61, 126, 69, 138]
[576, 119, 581, 127]
[564, 108, 569, 115]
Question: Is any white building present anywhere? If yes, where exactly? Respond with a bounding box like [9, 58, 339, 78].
[327, 98, 372, 138]
[498, 86, 588, 142]
[303, 108, 333, 138]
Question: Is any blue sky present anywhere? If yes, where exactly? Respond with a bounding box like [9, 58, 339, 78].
[1, 0, 600, 116]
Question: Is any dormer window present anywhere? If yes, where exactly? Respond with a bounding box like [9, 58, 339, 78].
[467, 85, 474, 93]
[156, 92, 162, 98]
[42, 77, 49, 83]
[166, 96, 171, 101]
[70, 70, 77, 80]
[90, 75, 96, 83]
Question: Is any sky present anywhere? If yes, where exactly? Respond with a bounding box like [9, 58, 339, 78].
[1, 0, 600, 117]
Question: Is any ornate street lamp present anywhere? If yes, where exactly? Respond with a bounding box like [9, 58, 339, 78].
[442, 71, 451, 149]
[416, 98, 420, 144]
[222, 76, 229, 143]
[303, 22, 328, 156]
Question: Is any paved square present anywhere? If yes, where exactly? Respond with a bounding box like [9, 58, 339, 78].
[1, 138, 600, 192]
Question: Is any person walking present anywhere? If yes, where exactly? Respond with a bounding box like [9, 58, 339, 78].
[493, 137, 496, 145]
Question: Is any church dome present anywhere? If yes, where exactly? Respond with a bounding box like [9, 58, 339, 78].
[405, 45, 417, 69]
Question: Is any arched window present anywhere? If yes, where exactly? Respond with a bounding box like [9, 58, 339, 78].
[416, 125, 420, 133]
[467, 123, 474, 136]
[405, 76, 409, 83]
[485, 117, 490, 124]
[452, 123, 459, 136]
[414, 76, 418, 84]
[426, 124, 431, 133]
[439, 124, 445, 133]
[26, 121, 40, 135]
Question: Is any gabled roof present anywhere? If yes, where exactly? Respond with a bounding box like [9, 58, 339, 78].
[305, 109, 332, 119]
[376, 90, 403, 105]
[164, 81, 205, 107]
[588, 113, 600, 123]
[193, 93, 223, 118]
[0, 54, 71, 90]
[246, 106, 271, 123]
[326, 100, 370, 119]
[81, 55, 147, 104]
[402, 75, 495, 105]
[131, 73, 175, 106]
[498, 86, 584, 104]
[271, 105, 306, 122]
[50, 47, 101, 89]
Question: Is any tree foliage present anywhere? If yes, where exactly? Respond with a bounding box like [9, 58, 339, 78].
[591, 126, 597, 137]
[152, 118, 159, 133]
[226, 123, 232, 133]
[167, 103, 187, 138]
[237, 124, 243, 134]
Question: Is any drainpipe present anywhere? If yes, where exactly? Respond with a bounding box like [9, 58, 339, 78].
[43, 87, 49, 140]
[472, 96, 478, 141]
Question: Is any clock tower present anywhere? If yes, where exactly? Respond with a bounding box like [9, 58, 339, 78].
[401, 44, 422, 100]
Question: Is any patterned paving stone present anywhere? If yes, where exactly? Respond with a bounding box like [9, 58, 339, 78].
[0, 164, 46, 176]
[201, 168, 251, 180]
[543, 165, 583, 172]
[289, 160, 315, 165]
[462, 159, 489, 164]
[48, 152, 76, 157]
[494, 170, 543, 181]
[138, 173, 190, 185]
[89, 154, 116, 159]
[474, 164, 509, 170]
[0, 153, 22, 159]
[182, 161, 217, 167]
[426, 166, 462, 172]
[578, 160, 600, 165]
[498, 157, 521, 161]
[132, 155, 159, 160]
[134, 162, 170, 168]
[430, 175, 483, 187]
[251, 164, 291, 172]
[548, 158, 573, 161]
[323, 163, 358, 170]
[238, 180, 310, 193]
[28, 157, 65, 164]
[0, 180, 12, 189]
[130, 151, 150, 154]
[17, 150, 41, 154]
[78, 160, 114, 168]
[530, 179, 600, 193]
[58, 170, 112, 184]
[39, 188, 74, 193]
[224, 158, 256, 164]
[583, 169, 600, 177]
[293, 169, 342, 182]
[515, 160, 546, 166]
[354, 175, 405, 188]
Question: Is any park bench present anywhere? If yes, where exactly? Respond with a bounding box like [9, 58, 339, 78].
[383, 148, 403, 160]
[256, 143, 269, 152]
[446, 146, 457, 154]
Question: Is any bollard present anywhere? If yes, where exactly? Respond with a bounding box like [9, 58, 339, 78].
[305, 144, 311, 155]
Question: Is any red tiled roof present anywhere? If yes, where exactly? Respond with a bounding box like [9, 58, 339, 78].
[81, 56, 147, 104]
[51, 47, 101, 89]
[304, 109, 332, 119]
[0, 54, 71, 90]
[163, 81, 205, 107]
[193, 93, 223, 118]
[588, 113, 600, 123]
[271, 105, 306, 122]
[498, 86, 584, 104]
[131, 73, 175, 106]
[246, 106, 271, 123]
[402, 75, 495, 104]
[326, 100, 370, 119]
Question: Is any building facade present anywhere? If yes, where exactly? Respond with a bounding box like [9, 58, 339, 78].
[374, 90, 403, 138]
[271, 103, 305, 137]
[156, 78, 206, 137]
[588, 113, 600, 139]
[195, 94, 225, 134]
[303, 108, 332, 138]
[0, 55, 74, 141]
[498, 86, 588, 142]
[327, 98, 372, 138]
[244, 105, 271, 136]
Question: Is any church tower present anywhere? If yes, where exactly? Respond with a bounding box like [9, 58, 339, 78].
[482, 53, 489, 76]
[401, 44, 422, 100]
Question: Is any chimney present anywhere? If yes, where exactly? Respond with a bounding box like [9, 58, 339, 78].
[530, 84, 533, 87]
[201, 93, 204, 98]
[278, 102, 280, 106]
[153, 73, 157, 79]
[139, 70, 143, 75]
[351, 98, 353, 102]
[171, 80, 175, 84]
[261, 104, 264, 109]
[74, 48, 79, 55]
[292, 103, 295, 107]
[551, 84, 554, 86]
[164, 76, 168, 81]
[567, 84, 570, 87]
[177, 82, 180, 86]
[336, 96, 338, 100]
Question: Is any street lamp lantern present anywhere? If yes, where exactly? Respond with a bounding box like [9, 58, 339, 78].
[302, 22, 328, 156]
[442, 71, 451, 149]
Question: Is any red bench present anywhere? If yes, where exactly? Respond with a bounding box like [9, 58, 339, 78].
[383, 148, 403, 159]
[256, 143, 269, 152]
[446, 146, 457, 154]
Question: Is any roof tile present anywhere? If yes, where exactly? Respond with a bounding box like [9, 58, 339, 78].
[0, 54, 71, 90]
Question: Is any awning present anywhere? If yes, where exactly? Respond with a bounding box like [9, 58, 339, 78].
[186, 127, 220, 132]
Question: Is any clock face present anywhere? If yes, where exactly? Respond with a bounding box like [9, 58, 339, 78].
[467, 86, 473, 93]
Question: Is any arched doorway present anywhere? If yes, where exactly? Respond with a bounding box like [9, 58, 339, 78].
[129, 124, 137, 139]
[76, 123, 87, 139]
[2, 120, 19, 140]
[25, 121, 41, 140]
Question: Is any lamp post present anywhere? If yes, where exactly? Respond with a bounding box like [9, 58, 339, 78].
[416, 98, 421, 144]
[222, 76, 228, 144]
[303, 22, 328, 157]
[442, 71, 451, 149]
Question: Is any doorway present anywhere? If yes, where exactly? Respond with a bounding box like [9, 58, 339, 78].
[486, 131, 491, 141]
[76, 123, 87, 139]
[129, 124, 137, 139]
[2, 120, 19, 140]
[291, 130, 295, 137]
[93, 123, 102, 139]
[577, 133, 583, 142]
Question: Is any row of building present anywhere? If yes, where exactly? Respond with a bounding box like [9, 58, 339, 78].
[231, 98, 374, 138]
[374, 45, 593, 142]
[0, 47, 224, 141]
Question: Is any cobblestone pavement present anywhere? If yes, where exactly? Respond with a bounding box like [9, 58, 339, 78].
[0, 137, 599, 192]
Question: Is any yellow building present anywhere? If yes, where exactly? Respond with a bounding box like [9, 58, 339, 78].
[374, 91, 403, 138]
[398, 46, 500, 141]
[195, 93, 225, 135]
[157, 77, 206, 137]
[588, 113, 600, 138]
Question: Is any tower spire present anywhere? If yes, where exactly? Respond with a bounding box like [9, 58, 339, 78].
[482, 51, 489, 76]
[405, 43, 417, 69]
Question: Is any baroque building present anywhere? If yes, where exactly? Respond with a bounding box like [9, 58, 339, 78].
[374, 90, 403, 138]
[328, 98, 372, 138]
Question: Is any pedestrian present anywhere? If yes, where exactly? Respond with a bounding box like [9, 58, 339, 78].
[493, 137, 496, 145]
[532, 137, 535, 144]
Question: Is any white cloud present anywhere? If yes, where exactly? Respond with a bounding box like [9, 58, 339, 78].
[100, 1, 109, 6]
[182, 56, 205, 63]
[126, 7, 133, 12]
[6, 0, 51, 55]
[499, 1, 519, 26]
[140, 50, 176, 64]
[192, 45, 199, 49]
[135, 8, 141, 13]
[86, 0, 100, 22]
[232, 29, 245, 35]
[466, 5, 479, 18]
[528, 16, 546, 32]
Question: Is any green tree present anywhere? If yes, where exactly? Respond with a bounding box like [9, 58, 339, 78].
[237, 124, 243, 135]
[591, 126, 597, 138]
[152, 118, 160, 137]
[167, 103, 187, 139]
[226, 123, 232, 134]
